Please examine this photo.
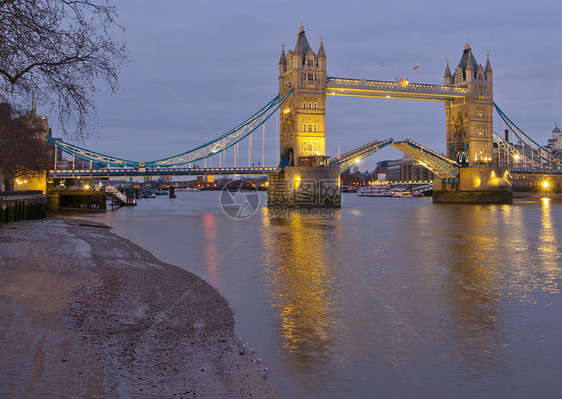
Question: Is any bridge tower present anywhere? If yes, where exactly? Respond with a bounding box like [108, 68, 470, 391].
[444, 42, 494, 166]
[278, 23, 327, 167]
[268, 24, 340, 208]
[434, 42, 512, 203]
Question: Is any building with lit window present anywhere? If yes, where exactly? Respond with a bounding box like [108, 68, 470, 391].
[400, 156, 434, 182]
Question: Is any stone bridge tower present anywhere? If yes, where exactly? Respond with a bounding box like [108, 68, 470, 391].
[278, 23, 327, 167]
[444, 42, 493, 166]
[268, 24, 340, 208]
[435, 43, 511, 203]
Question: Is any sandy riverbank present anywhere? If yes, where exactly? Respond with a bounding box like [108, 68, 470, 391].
[0, 218, 279, 398]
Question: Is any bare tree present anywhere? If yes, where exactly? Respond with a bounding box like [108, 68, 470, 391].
[0, 0, 127, 139]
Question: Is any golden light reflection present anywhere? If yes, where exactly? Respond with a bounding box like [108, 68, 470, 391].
[431, 205, 505, 364]
[202, 214, 220, 286]
[261, 213, 337, 366]
[431, 200, 562, 371]
[293, 175, 301, 190]
[537, 198, 560, 293]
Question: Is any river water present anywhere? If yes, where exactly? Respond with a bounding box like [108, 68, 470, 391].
[78, 191, 562, 398]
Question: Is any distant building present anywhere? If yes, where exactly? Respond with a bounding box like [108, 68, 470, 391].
[374, 160, 390, 181]
[385, 159, 402, 181]
[375, 156, 433, 182]
[400, 155, 434, 182]
[341, 169, 371, 186]
[545, 124, 562, 155]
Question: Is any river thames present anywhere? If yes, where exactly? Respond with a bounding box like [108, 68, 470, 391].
[78, 191, 562, 398]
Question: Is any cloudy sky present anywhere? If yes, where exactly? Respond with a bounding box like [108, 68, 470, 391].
[62, 0, 562, 171]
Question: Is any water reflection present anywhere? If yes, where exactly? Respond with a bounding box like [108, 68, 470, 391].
[430, 202, 562, 380]
[201, 213, 220, 286]
[77, 193, 562, 398]
[538, 198, 561, 293]
[440, 207, 502, 365]
[262, 213, 338, 369]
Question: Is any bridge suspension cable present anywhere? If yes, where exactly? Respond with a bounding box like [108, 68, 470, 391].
[46, 89, 294, 168]
[493, 103, 562, 170]
[492, 131, 542, 169]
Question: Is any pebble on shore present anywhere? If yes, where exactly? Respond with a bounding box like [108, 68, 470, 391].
[0, 218, 279, 398]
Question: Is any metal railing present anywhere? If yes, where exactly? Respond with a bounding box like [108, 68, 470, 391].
[330, 138, 394, 173]
[326, 77, 469, 100]
[392, 139, 460, 179]
[104, 185, 128, 204]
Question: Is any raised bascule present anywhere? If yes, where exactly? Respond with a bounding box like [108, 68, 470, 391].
[45, 24, 562, 207]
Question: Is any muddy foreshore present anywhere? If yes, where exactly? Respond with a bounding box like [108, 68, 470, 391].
[0, 218, 279, 398]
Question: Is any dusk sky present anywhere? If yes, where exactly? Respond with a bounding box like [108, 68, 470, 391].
[54, 0, 562, 171]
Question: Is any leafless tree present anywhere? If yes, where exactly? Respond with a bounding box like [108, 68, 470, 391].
[0, 0, 127, 139]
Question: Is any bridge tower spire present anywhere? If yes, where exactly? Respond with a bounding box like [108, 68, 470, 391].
[278, 24, 327, 167]
[445, 43, 494, 166]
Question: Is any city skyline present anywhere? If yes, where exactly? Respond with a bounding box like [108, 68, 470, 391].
[44, 0, 562, 170]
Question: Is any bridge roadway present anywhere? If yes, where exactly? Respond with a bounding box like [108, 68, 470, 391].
[510, 169, 562, 176]
[48, 162, 562, 180]
[48, 166, 281, 178]
[326, 77, 469, 101]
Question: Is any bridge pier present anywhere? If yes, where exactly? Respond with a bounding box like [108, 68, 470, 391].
[433, 166, 513, 204]
[267, 165, 341, 208]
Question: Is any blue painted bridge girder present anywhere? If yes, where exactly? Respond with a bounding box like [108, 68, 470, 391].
[48, 166, 282, 178]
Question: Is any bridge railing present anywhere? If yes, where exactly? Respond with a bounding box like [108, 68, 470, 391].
[105, 185, 129, 204]
[326, 77, 469, 97]
[48, 166, 282, 178]
[329, 138, 394, 173]
[411, 184, 433, 193]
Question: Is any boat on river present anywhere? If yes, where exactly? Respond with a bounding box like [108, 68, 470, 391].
[392, 190, 413, 198]
[358, 185, 392, 197]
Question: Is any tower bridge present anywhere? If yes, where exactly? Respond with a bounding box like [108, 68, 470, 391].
[46, 24, 562, 205]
